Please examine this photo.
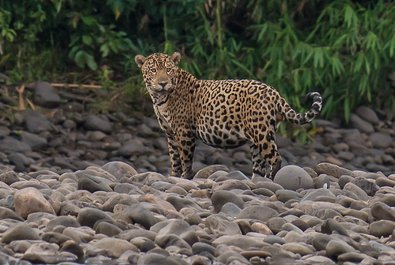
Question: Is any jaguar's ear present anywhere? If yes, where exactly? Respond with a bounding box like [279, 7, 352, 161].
[134, 55, 146, 68]
[171, 52, 181, 65]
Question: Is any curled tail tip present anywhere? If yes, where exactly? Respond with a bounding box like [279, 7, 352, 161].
[306, 91, 322, 100]
[306, 91, 323, 111]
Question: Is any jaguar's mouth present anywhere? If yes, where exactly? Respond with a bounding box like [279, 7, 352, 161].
[151, 84, 173, 94]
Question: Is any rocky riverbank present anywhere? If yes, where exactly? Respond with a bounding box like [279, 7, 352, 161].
[0, 82, 394, 264]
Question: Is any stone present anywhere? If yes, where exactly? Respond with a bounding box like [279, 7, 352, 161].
[62, 226, 95, 243]
[267, 217, 287, 234]
[302, 188, 336, 202]
[91, 238, 138, 258]
[154, 234, 190, 249]
[60, 240, 85, 261]
[84, 114, 112, 133]
[0, 207, 23, 221]
[194, 165, 229, 179]
[237, 205, 278, 222]
[220, 202, 242, 217]
[282, 242, 315, 255]
[130, 172, 167, 186]
[118, 139, 146, 157]
[351, 177, 379, 196]
[23, 110, 52, 133]
[101, 161, 138, 179]
[212, 235, 267, 249]
[355, 106, 380, 125]
[263, 235, 285, 245]
[77, 175, 113, 192]
[0, 137, 31, 153]
[254, 181, 283, 193]
[118, 229, 157, 242]
[369, 132, 393, 148]
[113, 204, 158, 229]
[337, 252, 375, 263]
[376, 176, 395, 187]
[0, 170, 19, 185]
[166, 196, 203, 211]
[192, 242, 216, 256]
[95, 221, 122, 236]
[314, 174, 331, 189]
[252, 187, 274, 197]
[371, 201, 395, 221]
[205, 214, 241, 236]
[304, 255, 336, 264]
[1, 224, 40, 243]
[130, 237, 156, 252]
[42, 231, 72, 245]
[8, 152, 34, 171]
[343, 182, 369, 201]
[180, 208, 202, 225]
[321, 219, 349, 236]
[326, 239, 356, 258]
[250, 222, 273, 235]
[138, 253, 188, 265]
[315, 163, 352, 178]
[379, 194, 395, 207]
[369, 220, 395, 237]
[214, 179, 251, 191]
[76, 207, 112, 228]
[223, 171, 250, 180]
[14, 187, 55, 218]
[23, 242, 77, 263]
[101, 194, 138, 212]
[46, 216, 80, 231]
[273, 165, 314, 190]
[350, 113, 374, 133]
[211, 190, 244, 212]
[32, 81, 62, 108]
[19, 131, 48, 149]
[276, 189, 302, 203]
[310, 233, 332, 251]
[338, 175, 354, 189]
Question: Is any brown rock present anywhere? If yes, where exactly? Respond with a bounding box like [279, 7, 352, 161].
[14, 187, 55, 219]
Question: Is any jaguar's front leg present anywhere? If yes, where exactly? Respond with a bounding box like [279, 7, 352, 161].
[175, 130, 196, 179]
[166, 135, 182, 177]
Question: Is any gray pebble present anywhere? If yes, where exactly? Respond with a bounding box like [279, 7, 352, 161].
[273, 165, 314, 190]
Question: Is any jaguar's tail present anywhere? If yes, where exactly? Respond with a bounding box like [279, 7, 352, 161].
[277, 92, 323, 125]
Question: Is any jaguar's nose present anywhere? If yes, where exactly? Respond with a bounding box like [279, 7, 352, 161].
[158, 80, 168, 88]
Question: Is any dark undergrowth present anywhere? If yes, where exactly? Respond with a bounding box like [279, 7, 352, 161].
[0, 0, 394, 120]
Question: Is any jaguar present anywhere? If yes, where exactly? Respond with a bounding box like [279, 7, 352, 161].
[135, 52, 322, 179]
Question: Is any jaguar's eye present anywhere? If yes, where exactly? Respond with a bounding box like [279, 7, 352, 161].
[166, 68, 172, 74]
[151, 68, 157, 74]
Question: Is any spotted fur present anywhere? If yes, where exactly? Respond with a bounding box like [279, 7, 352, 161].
[135, 52, 323, 179]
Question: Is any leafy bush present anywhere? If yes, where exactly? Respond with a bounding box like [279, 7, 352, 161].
[0, 0, 394, 119]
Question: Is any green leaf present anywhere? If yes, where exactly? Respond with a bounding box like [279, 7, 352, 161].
[231, 59, 253, 77]
[313, 48, 324, 68]
[74, 50, 86, 68]
[86, 54, 98, 70]
[344, 5, 358, 29]
[344, 97, 350, 122]
[354, 53, 364, 73]
[100, 43, 110, 57]
[81, 16, 97, 27]
[330, 56, 344, 76]
[52, 0, 63, 13]
[82, 35, 93, 46]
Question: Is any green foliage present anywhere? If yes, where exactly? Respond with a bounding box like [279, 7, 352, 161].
[0, 0, 394, 119]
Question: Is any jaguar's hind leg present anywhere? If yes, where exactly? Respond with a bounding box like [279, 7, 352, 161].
[250, 135, 281, 179]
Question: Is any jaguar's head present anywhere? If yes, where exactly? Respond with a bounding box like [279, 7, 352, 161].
[135, 52, 181, 97]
